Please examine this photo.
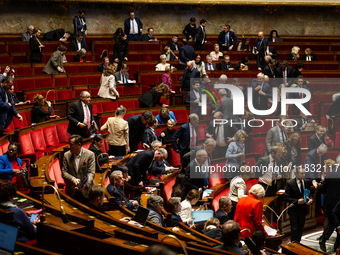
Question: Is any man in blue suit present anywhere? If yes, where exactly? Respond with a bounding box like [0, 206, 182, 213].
[142, 117, 159, 148]
[172, 113, 199, 158]
[254, 31, 269, 55]
[217, 25, 238, 51]
[179, 39, 196, 70]
[0, 77, 22, 137]
[73, 10, 87, 47]
[124, 11, 143, 41]
[181, 61, 200, 92]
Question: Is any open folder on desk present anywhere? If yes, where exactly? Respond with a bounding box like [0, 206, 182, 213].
[192, 210, 214, 227]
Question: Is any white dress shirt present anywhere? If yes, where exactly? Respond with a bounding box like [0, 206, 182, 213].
[129, 19, 138, 35]
[259, 155, 276, 186]
[81, 101, 91, 125]
[77, 40, 81, 51]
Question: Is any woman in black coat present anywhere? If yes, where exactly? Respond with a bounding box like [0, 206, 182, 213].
[138, 83, 169, 108]
[301, 48, 318, 61]
[73, 48, 86, 62]
[88, 135, 109, 172]
[31, 94, 59, 124]
[203, 217, 221, 241]
[29, 27, 45, 63]
[284, 133, 302, 167]
[113, 33, 129, 64]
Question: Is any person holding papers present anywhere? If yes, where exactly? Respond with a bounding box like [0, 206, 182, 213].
[179, 189, 200, 224]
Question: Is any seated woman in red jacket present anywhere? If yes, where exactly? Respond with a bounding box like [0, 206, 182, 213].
[234, 184, 267, 238]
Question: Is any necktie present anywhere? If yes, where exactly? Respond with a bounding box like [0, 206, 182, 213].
[132, 20, 135, 35]
[298, 180, 302, 193]
[85, 105, 91, 128]
[209, 64, 212, 70]
[281, 130, 286, 142]
[123, 75, 126, 83]
[258, 40, 261, 49]
[283, 70, 286, 84]
[226, 32, 229, 46]
[191, 127, 195, 148]
[174, 43, 178, 51]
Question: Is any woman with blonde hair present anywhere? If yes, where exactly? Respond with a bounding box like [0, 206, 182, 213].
[284, 133, 302, 168]
[138, 83, 169, 108]
[100, 105, 129, 156]
[98, 65, 119, 100]
[210, 44, 223, 61]
[288, 46, 300, 61]
[31, 94, 59, 124]
[155, 54, 170, 71]
[160, 65, 175, 93]
[203, 217, 221, 240]
[302, 48, 318, 61]
[156, 107, 177, 124]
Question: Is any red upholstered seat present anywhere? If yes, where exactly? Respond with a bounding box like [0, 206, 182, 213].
[92, 103, 103, 114]
[16, 79, 36, 91]
[56, 123, 71, 143]
[159, 98, 168, 105]
[34, 66, 45, 75]
[336, 132, 340, 148]
[119, 101, 135, 110]
[35, 78, 53, 88]
[0, 141, 9, 156]
[123, 113, 134, 120]
[250, 120, 272, 134]
[70, 76, 88, 86]
[51, 159, 65, 189]
[83, 144, 90, 149]
[43, 126, 63, 148]
[327, 151, 339, 161]
[168, 149, 181, 167]
[91, 87, 100, 96]
[0, 55, 10, 64]
[245, 179, 259, 195]
[102, 101, 118, 112]
[88, 75, 101, 85]
[31, 129, 54, 155]
[251, 137, 267, 156]
[16, 67, 32, 76]
[56, 90, 74, 100]
[163, 177, 177, 211]
[301, 153, 307, 165]
[78, 66, 94, 73]
[212, 187, 230, 212]
[3, 122, 14, 133]
[19, 133, 38, 162]
[301, 135, 308, 149]
[171, 109, 188, 123]
[74, 89, 88, 98]
[13, 115, 28, 129]
[55, 76, 69, 87]
[209, 163, 226, 188]
[116, 87, 124, 95]
[63, 66, 78, 73]
[124, 86, 140, 95]
[245, 158, 256, 167]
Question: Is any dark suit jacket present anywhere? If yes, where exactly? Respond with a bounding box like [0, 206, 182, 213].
[254, 156, 284, 179]
[301, 53, 318, 61]
[142, 127, 158, 147]
[171, 213, 183, 227]
[251, 81, 272, 110]
[285, 178, 312, 215]
[150, 159, 171, 176]
[0, 86, 18, 130]
[284, 141, 302, 166]
[43, 29, 65, 41]
[31, 105, 52, 124]
[172, 122, 198, 153]
[205, 120, 237, 144]
[327, 97, 340, 117]
[276, 65, 293, 85]
[184, 158, 205, 193]
[73, 16, 87, 38]
[294, 117, 312, 131]
[69, 39, 86, 52]
[333, 200, 340, 227]
[217, 31, 238, 50]
[73, 54, 86, 62]
[181, 68, 200, 91]
[96, 63, 112, 73]
[184, 90, 203, 113]
[254, 38, 269, 52]
[214, 208, 229, 225]
[304, 148, 326, 181]
[88, 143, 108, 172]
[219, 61, 233, 70]
[181, 144, 212, 171]
[166, 40, 179, 51]
[125, 150, 155, 185]
[214, 243, 247, 255]
[141, 34, 155, 41]
[66, 100, 94, 136]
[124, 17, 143, 37]
[195, 26, 206, 49]
[319, 171, 340, 216]
[114, 71, 130, 83]
[204, 228, 222, 241]
[179, 45, 196, 64]
[113, 39, 129, 61]
[127, 114, 147, 152]
[29, 37, 43, 63]
[262, 64, 279, 79]
[138, 89, 163, 108]
[308, 133, 325, 151]
[257, 46, 278, 69]
[205, 62, 217, 71]
[107, 184, 135, 210]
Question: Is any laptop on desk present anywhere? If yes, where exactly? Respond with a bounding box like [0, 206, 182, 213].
[133, 206, 150, 227]
[0, 222, 18, 255]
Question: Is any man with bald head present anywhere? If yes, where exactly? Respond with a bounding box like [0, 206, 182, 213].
[254, 31, 269, 55]
[181, 61, 200, 92]
[67, 91, 95, 138]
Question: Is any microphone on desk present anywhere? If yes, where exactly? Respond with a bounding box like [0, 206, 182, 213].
[263, 203, 294, 232]
[96, 153, 109, 173]
[41, 184, 69, 224]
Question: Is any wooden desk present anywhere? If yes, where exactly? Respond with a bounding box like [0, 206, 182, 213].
[281, 241, 328, 255]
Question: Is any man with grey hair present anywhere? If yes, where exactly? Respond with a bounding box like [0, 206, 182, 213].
[265, 116, 288, 155]
[305, 143, 327, 188]
[308, 125, 326, 151]
[326, 93, 340, 120]
[181, 60, 200, 92]
[214, 220, 247, 254]
[147, 195, 166, 227]
[125, 148, 167, 187]
[172, 113, 199, 158]
[249, 72, 272, 110]
[214, 197, 232, 224]
[67, 91, 94, 138]
[21, 25, 34, 41]
[183, 149, 208, 198]
[214, 88, 233, 120]
[205, 55, 216, 71]
[150, 140, 175, 176]
[107, 170, 139, 210]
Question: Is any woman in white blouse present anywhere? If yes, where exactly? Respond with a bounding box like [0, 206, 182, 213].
[227, 166, 252, 220]
[210, 44, 223, 61]
[98, 64, 119, 100]
[155, 54, 170, 71]
[179, 189, 200, 224]
[193, 53, 206, 76]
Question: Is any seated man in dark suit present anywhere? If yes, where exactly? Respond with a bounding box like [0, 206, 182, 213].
[127, 111, 153, 152]
[326, 93, 340, 120]
[43, 29, 70, 42]
[69, 32, 86, 52]
[276, 60, 293, 86]
[125, 148, 168, 186]
[180, 61, 200, 92]
[96, 57, 111, 73]
[262, 59, 279, 86]
[217, 24, 238, 51]
[285, 167, 313, 242]
[214, 197, 232, 225]
[66, 91, 94, 138]
[219, 55, 233, 70]
[294, 111, 315, 131]
[88, 135, 108, 172]
[205, 55, 216, 71]
[172, 113, 199, 158]
[149, 140, 174, 176]
[87, 184, 106, 212]
[184, 82, 203, 114]
[114, 64, 136, 84]
[291, 62, 305, 78]
[168, 197, 183, 227]
[166, 35, 180, 51]
[214, 220, 247, 254]
[257, 41, 278, 71]
[141, 27, 157, 41]
[307, 125, 325, 151]
[107, 170, 139, 210]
